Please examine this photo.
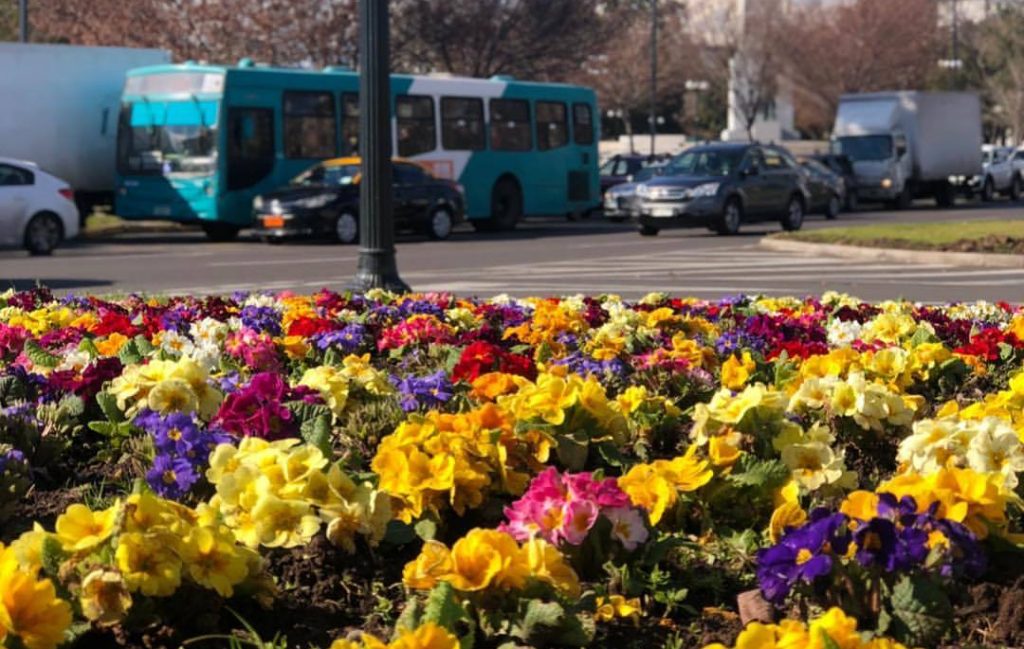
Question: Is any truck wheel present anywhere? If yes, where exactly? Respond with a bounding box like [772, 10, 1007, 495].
[982, 177, 995, 202]
[202, 223, 241, 242]
[1011, 176, 1022, 202]
[714, 198, 742, 236]
[780, 195, 805, 232]
[934, 182, 956, 208]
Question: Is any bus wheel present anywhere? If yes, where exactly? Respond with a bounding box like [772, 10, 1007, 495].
[202, 223, 241, 242]
[488, 178, 522, 231]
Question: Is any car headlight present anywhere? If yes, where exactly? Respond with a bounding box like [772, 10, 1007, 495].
[636, 184, 651, 198]
[294, 194, 334, 209]
[253, 196, 264, 210]
[690, 182, 720, 198]
[881, 178, 893, 189]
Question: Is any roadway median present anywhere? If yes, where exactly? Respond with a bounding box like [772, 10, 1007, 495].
[761, 219, 1024, 268]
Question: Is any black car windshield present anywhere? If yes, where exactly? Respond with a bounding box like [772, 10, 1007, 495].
[836, 136, 892, 162]
[664, 149, 745, 177]
[292, 164, 360, 186]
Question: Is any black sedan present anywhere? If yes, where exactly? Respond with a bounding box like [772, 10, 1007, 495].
[799, 158, 844, 220]
[253, 158, 464, 243]
[634, 143, 810, 236]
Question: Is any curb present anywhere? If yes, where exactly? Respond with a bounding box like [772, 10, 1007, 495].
[759, 237, 1024, 269]
[81, 223, 193, 240]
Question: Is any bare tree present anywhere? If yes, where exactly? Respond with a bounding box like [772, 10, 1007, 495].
[778, 0, 940, 136]
[961, 7, 1024, 144]
[392, 0, 612, 80]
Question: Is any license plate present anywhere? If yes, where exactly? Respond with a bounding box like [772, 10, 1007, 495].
[153, 205, 171, 217]
[651, 206, 676, 218]
[262, 215, 285, 228]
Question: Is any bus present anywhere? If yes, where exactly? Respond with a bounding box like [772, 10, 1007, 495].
[115, 60, 600, 240]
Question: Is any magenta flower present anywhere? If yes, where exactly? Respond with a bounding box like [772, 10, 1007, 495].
[212, 372, 295, 440]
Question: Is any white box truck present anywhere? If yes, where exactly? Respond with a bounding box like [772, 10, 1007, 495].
[831, 91, 982, 209]
[0, 43, 170, 220]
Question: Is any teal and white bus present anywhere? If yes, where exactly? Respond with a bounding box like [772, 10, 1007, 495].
[115, 61, 599, 240]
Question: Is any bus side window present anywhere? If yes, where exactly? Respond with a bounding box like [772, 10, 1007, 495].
[227, 108, 275, 190]
[441, 97, 485, 151]
[489, 99, 531, 151]
[341, 92, 359, 155]
[396, 95, 436, 157]
[536, 101, 568, 151]
[283, 91, 338, 159]
[572, 103, 594, 146]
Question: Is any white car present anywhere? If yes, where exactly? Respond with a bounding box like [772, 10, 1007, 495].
[975, 145, 1020, 201]
[0, 157, 79, 255]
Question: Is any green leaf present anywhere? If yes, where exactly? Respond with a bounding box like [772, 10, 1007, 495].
[134, 335, 155, 355]
[78, 337, 101, 358]
[88, 421, 116, 436]
[394, 597, 423, 637]
[422, 581, 465, 629]
[40, 535, 65, 578]
[555, 436, 588, 472]
[383, 520, 417, 546]
[323, 348, 341, 367]
[887, 575, 952, 646]
[118, 340, 142, 365]
[818, 630, 842, 649]
[909, 327, 939, 347]
[24, 339, 59, 368]
[726, 455, 790, 490]
[513, 600, 594, 647]
[300, 414, 332, 456]
[287, 401, 333, 426]
[515, 600, 565, 641]
[57, 395, 85, 420]
[414, 518, 437, 541]
[95, 391, 125, 424]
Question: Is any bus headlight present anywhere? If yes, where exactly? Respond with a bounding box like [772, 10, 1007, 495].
[881, 178, 893, 189]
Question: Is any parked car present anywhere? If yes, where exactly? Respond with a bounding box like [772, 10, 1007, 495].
[810, 153, 857, 211]
[634, 143, 809, 236]
[0, 158, 80, 255]
[603, 163, 669, 222]
[968, 145, 1020, 201]
[253, 158, 464, 244]
[799, 158, 844, 219]
[599, 153, 666, 194]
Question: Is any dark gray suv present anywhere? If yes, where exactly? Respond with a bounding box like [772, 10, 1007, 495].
[634, 143, 809, 236]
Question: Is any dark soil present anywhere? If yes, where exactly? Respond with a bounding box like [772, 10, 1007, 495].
[945, 576, 1024, 648]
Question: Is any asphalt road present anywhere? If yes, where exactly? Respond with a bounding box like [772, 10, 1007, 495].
[2, 201, 1023, 303]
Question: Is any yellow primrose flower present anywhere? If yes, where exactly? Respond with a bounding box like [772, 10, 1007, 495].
[115, 532, 182, 597]
[806, 607, 862, 649]
[708, 431, 743, 468]
[279, 334, 310, 358]
[342, 353, 393, 394]
[470, 372, 521, 400]
[0, 544, 73, 649]
[79, 569, 132, 626]
[523, 537, 581, 597]
[721, 351, 756, 391]
[595, 594, 642, 624]
[55, 502, 119, 553]
[248, 493, 322, 549]
[402, 541, 453, 591]
[389, 623, 461, 649]
[96, 332, 130, 356]
[181, 527, 249, 597]
[299, 365, 351, 416]
[447, 529, 528, 592]
[769, 501, 808, 543]
[147, 378, 200, 414]
[619, 447, 712, 525]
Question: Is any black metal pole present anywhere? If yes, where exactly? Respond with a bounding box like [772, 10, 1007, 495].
[18, 0, 28, 43]
[649, 0, 657, 157]
[347, 0, 409, 294]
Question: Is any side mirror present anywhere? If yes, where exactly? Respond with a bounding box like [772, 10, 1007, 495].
[626, 174, 635, 182]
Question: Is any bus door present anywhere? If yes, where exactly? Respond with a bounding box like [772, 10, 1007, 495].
[569, 102, 597, 211]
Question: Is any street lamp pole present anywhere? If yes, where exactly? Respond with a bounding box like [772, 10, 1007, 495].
[348, 0, 409, 294]
[18, 0, 28, 43]
[649, 0, 657, 157]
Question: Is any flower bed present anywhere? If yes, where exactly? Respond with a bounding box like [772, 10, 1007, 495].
[2, 287, 1024, 649]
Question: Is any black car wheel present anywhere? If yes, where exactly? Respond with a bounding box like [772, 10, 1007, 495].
[825, 194, 841, 220]
[202, 222, 241, 242]
[24, 212, 63, 256]
[780, 195, 805, 231]
[608, 216, 626, 223]
[427, 207, 454, 241]
[335, 211, 359, 244]
[638, 224, 660, 237]
[714, 198, 742, 236]
[982, 177, 995, 202]
[1011, 175, 1022, 202]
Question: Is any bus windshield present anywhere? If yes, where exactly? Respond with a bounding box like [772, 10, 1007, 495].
[836, 135, 893, 162]
[117, 101, 218, 176]
[292, 164, 360, 187]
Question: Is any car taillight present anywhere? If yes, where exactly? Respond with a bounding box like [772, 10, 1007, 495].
[59, 188, 74, 201]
